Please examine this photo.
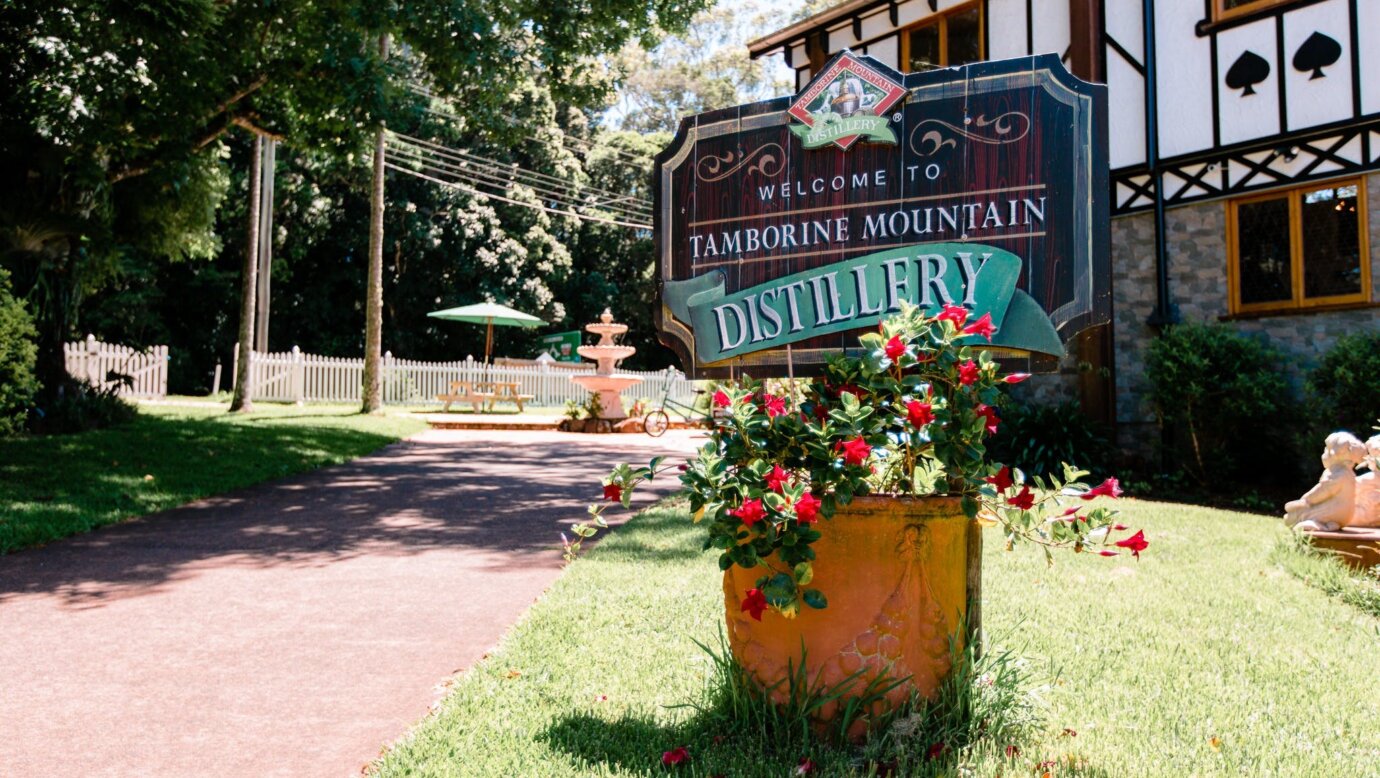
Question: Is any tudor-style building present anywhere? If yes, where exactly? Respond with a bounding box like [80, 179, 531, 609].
[749, 0, 1379, 452]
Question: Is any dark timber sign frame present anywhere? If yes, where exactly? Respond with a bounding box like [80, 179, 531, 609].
[653, 51, 1110, 379]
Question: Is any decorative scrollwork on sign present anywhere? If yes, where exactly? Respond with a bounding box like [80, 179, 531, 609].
[696, 144, 785, 183]
[908, 111, 1031, 157]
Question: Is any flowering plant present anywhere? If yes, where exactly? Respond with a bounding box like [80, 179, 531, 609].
[566, 303, 1145, 618]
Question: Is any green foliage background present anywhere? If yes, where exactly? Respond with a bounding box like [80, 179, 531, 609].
[1146, 323, 1299, 484]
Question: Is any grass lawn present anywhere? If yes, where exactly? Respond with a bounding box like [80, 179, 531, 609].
[370, 498, 1380, 777]
[0, 401, 426, 553]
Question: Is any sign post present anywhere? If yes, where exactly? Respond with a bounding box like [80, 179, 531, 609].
[654, 52, 1109, 378]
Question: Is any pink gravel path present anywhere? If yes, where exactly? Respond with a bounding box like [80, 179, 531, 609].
[0, 428, 700, 778]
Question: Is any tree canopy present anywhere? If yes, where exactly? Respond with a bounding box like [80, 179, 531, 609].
[1, 0, 708, 397]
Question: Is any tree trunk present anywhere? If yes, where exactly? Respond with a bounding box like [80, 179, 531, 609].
[230, 133, 263, 413]
[361, 32, 389, 414]
[31, 256, 79, 405]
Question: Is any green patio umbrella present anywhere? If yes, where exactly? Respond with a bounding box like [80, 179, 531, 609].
[427, 302, 545, 364]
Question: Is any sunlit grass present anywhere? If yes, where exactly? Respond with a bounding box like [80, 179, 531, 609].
[370, 499, 1380, 777]
[0, 402, 426, 553]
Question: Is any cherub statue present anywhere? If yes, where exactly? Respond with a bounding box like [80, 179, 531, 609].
[1284, 431, 1367, 532]
[1351, 434, 1380, 529]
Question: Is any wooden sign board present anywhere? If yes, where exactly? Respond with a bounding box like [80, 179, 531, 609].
[653, 52, 1109, 378]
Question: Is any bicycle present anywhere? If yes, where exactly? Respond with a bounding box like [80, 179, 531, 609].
[643, 386, 714, 437]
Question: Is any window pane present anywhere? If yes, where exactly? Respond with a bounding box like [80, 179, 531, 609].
[1301, 183, 1363, 300]
[1236, 197, 1293, 306]
[946, 8, 982, 66]
[907, 25, 940, 71]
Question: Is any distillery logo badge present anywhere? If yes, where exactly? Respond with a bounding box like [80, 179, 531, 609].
[787, 52, 907, 150]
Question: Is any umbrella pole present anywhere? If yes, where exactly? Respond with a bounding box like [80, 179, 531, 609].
[485, 320, 493, 365]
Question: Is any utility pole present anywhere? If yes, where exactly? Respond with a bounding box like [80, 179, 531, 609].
[361, 32, 388, 413]
[254, 139, 276, 352]
[230, 133, 263, 413]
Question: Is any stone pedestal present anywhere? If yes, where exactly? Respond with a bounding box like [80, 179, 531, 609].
[1300, 527, 1380, 571]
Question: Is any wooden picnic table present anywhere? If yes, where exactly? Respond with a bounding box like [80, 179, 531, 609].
[436, 380, 493, 413]
[482, 381, 534, 412]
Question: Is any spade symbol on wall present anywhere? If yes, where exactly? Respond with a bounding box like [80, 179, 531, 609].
[1292, 32, 1341, 79]
[1226, 50, 1270, 96]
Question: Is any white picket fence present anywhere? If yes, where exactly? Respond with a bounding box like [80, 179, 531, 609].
[235, 346, 699, 409]
[64, 335, 169, 398]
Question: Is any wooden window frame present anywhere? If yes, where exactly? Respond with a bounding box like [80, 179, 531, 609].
[1225, 177, 1371, 316]
[1212, 0, 1303, 24]
[899, 1, 984, 73]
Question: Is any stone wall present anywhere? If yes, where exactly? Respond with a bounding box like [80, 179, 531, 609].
[1106, 171, 1380, 454]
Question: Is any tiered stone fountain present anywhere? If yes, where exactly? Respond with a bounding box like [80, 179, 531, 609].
[569, 309, 643, 426]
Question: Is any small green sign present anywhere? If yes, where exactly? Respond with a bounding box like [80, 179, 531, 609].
[663, 242, 1061, 365]
[789, 113, 896, 148]
[539, 330, 582, 362]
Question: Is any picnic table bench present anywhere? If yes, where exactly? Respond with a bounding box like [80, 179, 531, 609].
[437, 381, 494, 413]
[485, 381, 534, 412]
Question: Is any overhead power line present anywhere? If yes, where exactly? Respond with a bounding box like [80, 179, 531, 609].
[389, 131, 652, 218]
[384, 160, 652, 230]
[385, 134, 652, 223]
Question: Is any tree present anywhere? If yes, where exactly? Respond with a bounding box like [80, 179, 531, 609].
[604, 0, 795, 134]
[0, 0, 710, 405]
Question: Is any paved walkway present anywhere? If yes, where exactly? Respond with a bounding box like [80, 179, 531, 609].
[0, 428, 700, 778]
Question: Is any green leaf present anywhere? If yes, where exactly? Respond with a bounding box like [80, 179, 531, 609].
[717, 552, 734, 571]
[802, 589, 828, 609]
[794, 562, 813, 586]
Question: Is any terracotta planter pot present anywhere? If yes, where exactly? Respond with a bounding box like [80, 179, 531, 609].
[722, 495, 976, 737]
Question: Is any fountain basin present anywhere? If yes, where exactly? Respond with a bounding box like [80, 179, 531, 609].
[570, 374, 643, 420]
[577, 345, 635, 362]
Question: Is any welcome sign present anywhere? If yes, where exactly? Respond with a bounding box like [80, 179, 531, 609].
[653, 52, 1110, 378]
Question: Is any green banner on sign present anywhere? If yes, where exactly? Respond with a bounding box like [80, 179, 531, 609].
[663, 243, 1061, 364]
[789, 113, 897, 148]
[538, 330, 582, 362]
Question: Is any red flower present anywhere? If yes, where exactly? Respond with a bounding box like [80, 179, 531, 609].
[731, 498, 766, 527]
[1097, 549, 1119, 557]
[884, 335, 907, 361]
[936, 304, 969, 328]
[1082, 477, 1123, 500]
[1114, 529, 1149, 559]
[603, 483, 622, 502]
[984, 466, 1013, 492]
[1002, 372, 1031, 384]
[957, 360, 980, 386]
[974, 403, 1000, 436]
[661, 746, 690, 767]
[926, 742, 948, 760]
[765, 464, 790, 494]
[1007, 485, 1035, 511]
[794, 492, 821, 524]
[962, 312, 996, 341]
[740, 588, 768, 621]
[762, 393, 787, 418]
[712, 390, 731, 408]
[838, 383, 868, 400]
[795, 758, 816, 775]
[836, 436, 872, 466]
[906, 400, 934, 428]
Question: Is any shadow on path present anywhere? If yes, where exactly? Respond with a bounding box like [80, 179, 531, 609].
[0, 431, 691, 608]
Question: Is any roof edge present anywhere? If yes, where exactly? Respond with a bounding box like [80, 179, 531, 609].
[746, 0, 884, 58]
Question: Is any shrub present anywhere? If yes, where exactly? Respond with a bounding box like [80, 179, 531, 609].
[32, 379, 137, 435]
[0, 268, 38, 435]
[1307, 332, 1380, 436]
[1146, 323, 1297, 483]
[987, 401, 1114, 481]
